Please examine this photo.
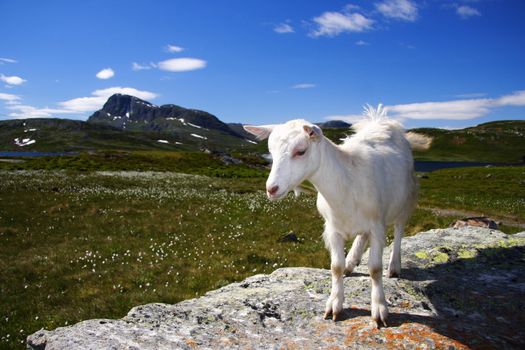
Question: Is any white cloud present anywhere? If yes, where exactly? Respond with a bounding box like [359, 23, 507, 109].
[356, 40, 370, 46]
[495, 90, 525, 106]
[274, 23, 294, 33]
[310, 10, 374, 37]
[291, 83, 316, 89]
[0, 57, 17, 64]
[96, 68, 115, 80]
[375, 0, 418, 22]
[387, 98, 493, 120]
[6, 104, 73, 119]
[324, 90, 525, 122]
[166, 44, 184, 53]
[0, 92, 21, 102]
[1, 74, 26, 86]
[59, 86, 158, 112]
[456, 5, 481, 19]
[157, 58, 207, 72]
[132, 62, 156, 71]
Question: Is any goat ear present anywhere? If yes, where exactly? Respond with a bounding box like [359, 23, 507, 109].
[303, 124, 322, 140]
[243, 125, 275, 140]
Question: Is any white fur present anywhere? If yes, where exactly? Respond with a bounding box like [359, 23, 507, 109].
[244, 105, 422, 327]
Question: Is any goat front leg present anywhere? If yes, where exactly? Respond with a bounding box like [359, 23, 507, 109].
[345, 234, 368, 275]
[369, 229, 389, 328]
[323, 231, 345, 321]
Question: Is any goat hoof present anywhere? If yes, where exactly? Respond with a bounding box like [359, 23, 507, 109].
[387, 271, 400, 278]
[344, 262, 359, 276]
[323, 310, 332, 320]
[373, 318, 388, 329]
[372, 303, 389, 328]
[332, 313, 339, 321]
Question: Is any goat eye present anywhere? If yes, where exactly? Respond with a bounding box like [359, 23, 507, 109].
[294, 149, 307, 157]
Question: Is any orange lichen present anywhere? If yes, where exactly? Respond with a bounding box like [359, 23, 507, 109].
[339, 318, 471, 349]
[184, 338, 198, 348]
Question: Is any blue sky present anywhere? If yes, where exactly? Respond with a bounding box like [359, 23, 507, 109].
[0, 0, 524, 128]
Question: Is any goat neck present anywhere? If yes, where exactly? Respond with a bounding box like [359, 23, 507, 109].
[309, 137, 353, 206]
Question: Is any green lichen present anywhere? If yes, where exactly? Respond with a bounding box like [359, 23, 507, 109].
[496, 238, 525, 249]
[458, 249, 477, 259]
[432, 251, 449, 263]
[415, 251, 430, 260]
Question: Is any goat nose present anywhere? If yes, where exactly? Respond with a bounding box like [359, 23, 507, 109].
[267, 185, 279, 195]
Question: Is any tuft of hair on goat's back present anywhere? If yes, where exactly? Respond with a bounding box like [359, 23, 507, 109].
[359, 104, 433, 151]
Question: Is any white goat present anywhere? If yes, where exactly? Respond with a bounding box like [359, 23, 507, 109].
[244, 105, 430, 327]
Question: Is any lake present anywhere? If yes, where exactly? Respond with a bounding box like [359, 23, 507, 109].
[414, 161, 517, 172]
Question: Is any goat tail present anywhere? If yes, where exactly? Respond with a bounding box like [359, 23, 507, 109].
[405, 132, 433, 151]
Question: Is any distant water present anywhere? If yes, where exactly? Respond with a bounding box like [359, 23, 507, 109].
[0, 151, 76, 157]
[414, 161, 513, 172]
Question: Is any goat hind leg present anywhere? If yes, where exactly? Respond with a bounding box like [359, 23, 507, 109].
[387, 222, 404, 278]
[345, 234, 368, 276]
[369, 232, 389, 328]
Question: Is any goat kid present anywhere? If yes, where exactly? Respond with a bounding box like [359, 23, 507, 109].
[244, 105, 430, 327]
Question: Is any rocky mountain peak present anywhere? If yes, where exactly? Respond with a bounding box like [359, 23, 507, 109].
[87, 94, 240, 137]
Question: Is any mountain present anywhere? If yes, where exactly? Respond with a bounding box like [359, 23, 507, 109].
[87, 94, 240, 137]
[227, 123, 257, 140]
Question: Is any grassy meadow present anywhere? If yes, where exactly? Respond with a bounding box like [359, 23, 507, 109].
[0, 155, 524, 349]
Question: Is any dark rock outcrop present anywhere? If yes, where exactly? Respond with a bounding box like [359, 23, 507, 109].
[87, 94, 241, 137]
[27, 227, 525, 349]
[316, 120, 352, 129]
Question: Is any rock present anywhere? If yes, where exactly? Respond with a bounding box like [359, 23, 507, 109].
[27, 227, 525, 349]
[278, 231, 299, 242]
[220, 154, 242, 165]
[452, 216, 499, 229]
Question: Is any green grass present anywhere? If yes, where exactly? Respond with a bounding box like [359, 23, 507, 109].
[418, 166, 525, 220]
[0, 166, 523, 349]
[0, 151, 267, 178]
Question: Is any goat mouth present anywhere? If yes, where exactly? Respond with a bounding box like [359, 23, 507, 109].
[267, 190, 287, 201]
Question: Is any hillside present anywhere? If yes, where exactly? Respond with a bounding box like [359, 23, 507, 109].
[411, 120, 525, 163]
[0, 118, 185, 152]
